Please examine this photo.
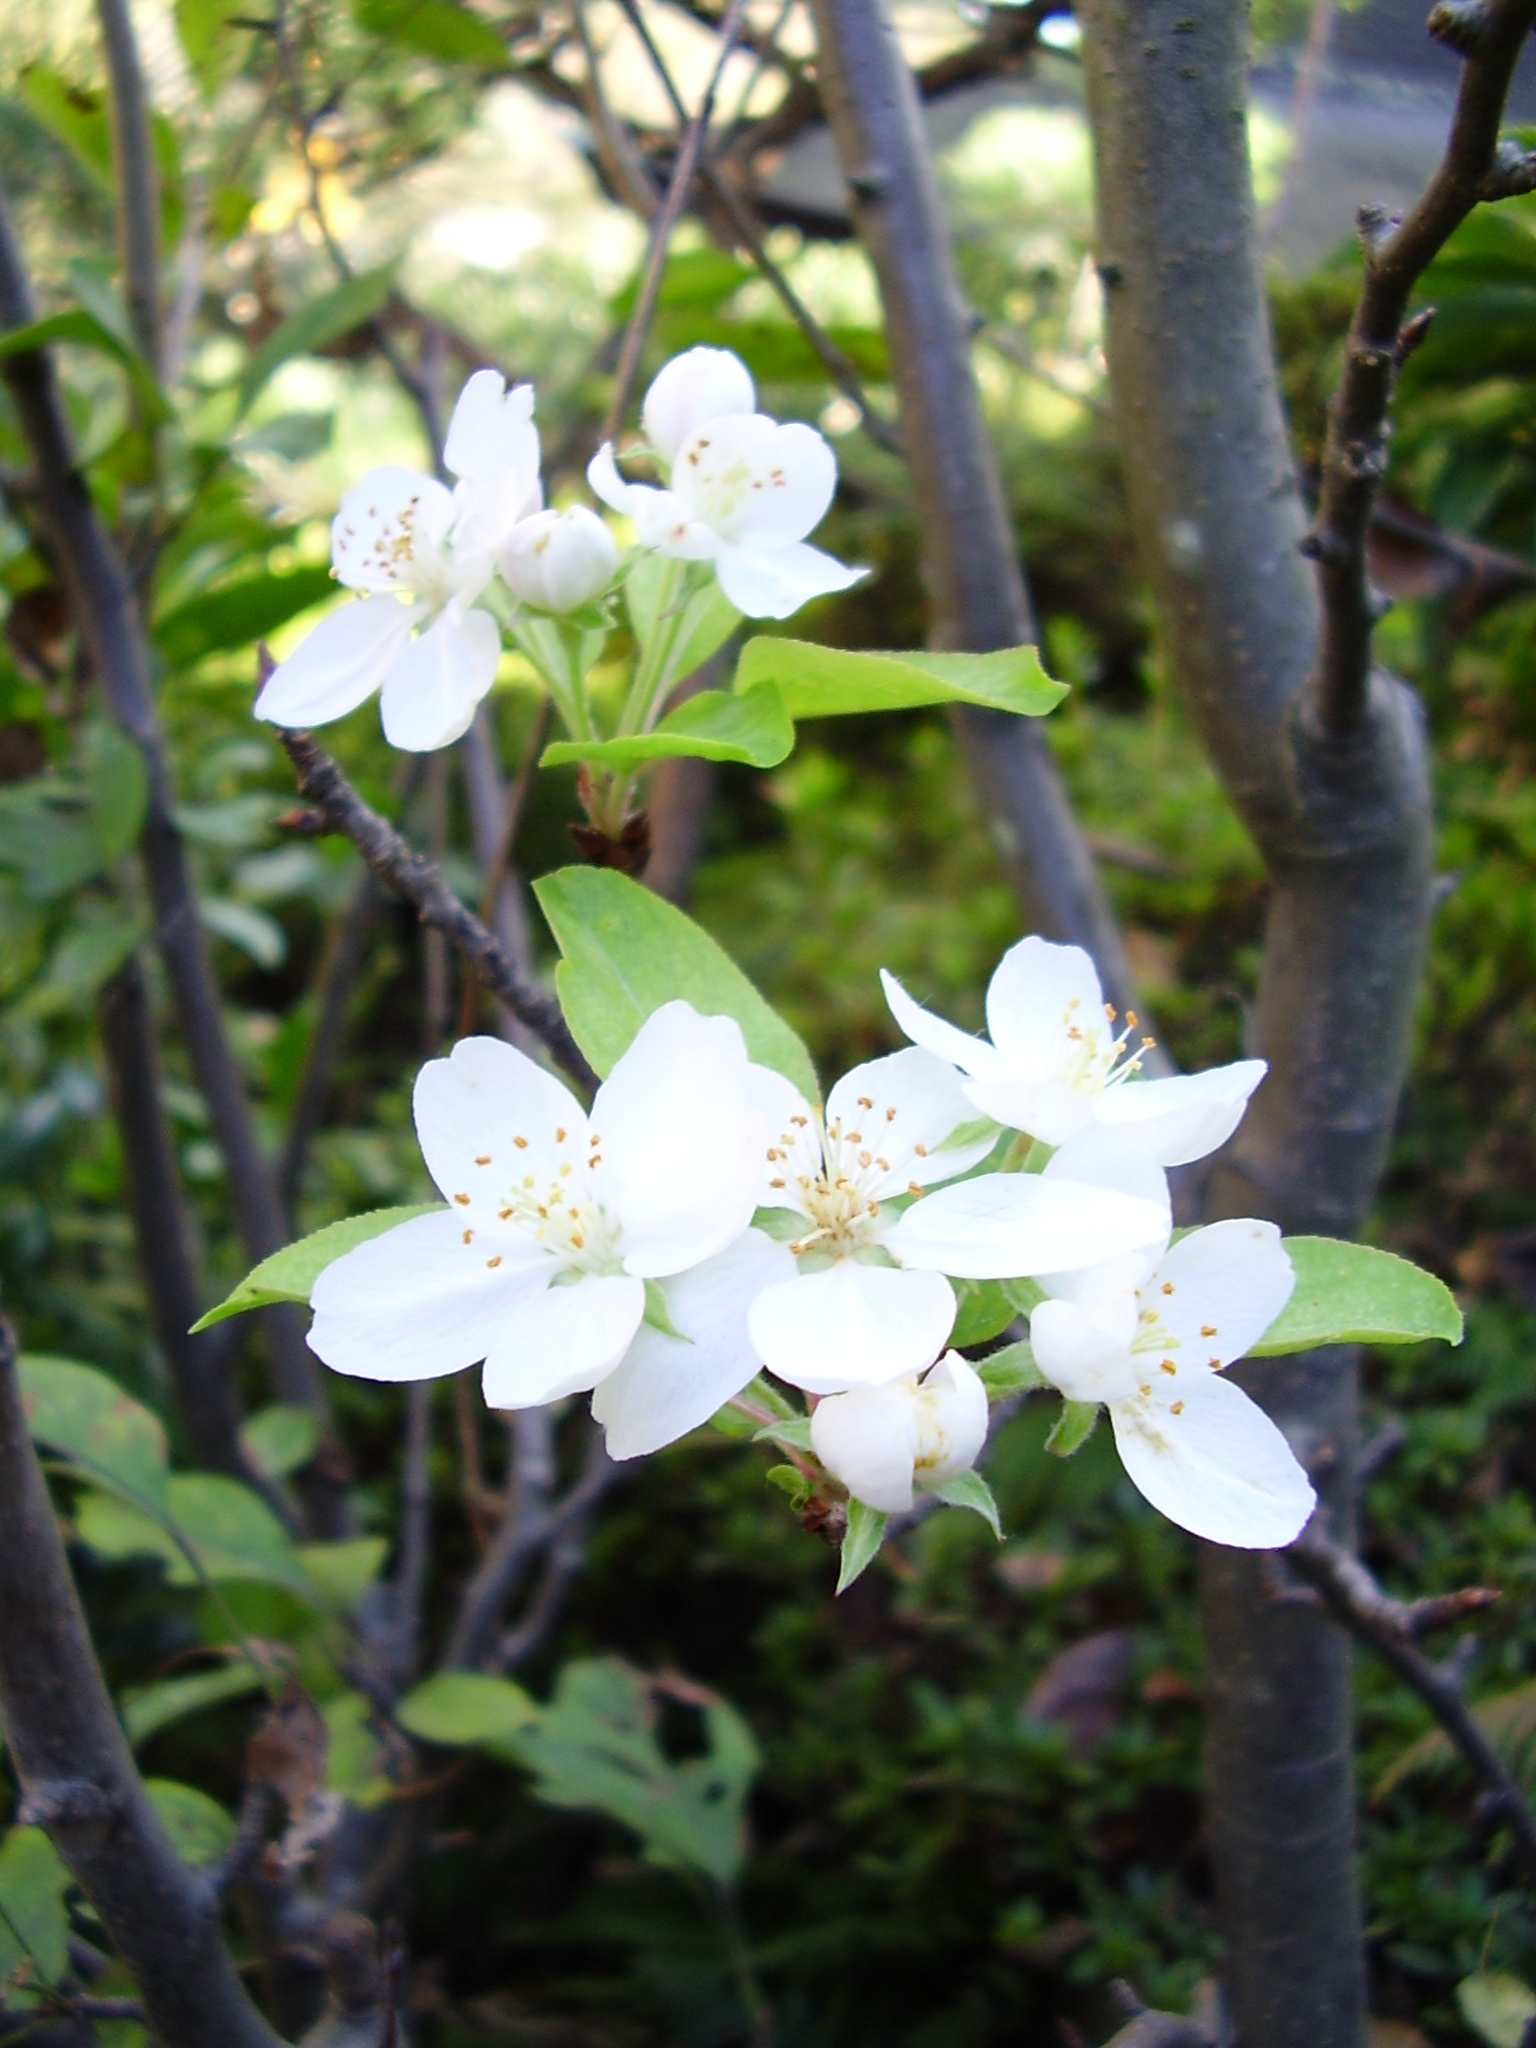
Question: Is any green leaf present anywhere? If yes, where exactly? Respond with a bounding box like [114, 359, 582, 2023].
[323, 1691, 393, 1808]
[144, 1780, 235, 1869]
[1457, 1973, 1536, 2048]
[19, 1353, 169, 1509]
[950, 1279, 1016, 1349]
[534, 866, 819, 1101]
[1373, 1678, 1536, 1802]
[609, 246, 754, 321]
[837, 1499, 888, 1593]
[753, 1415, 813, 1451]
[641, 1279, 692, 1344]
[202, 898, 287, 970]
[19, 68, 184, 248]
[175, 0, 246, 97]
[236, 265, 397, 415]
[977, 1339, 1045, 1398]
[932, 1470, 1003, 1539]
[0, 307, 169, 426]
[734, 639, 1066, 722]
[83, 723, 149, 862]
[240, 1404, 321, 1481]
[396, 1672, 537, 1752]
[1253, 1238, 1464, 1356]
[297, 1536, 389, 1614]
[123, 1660, 268, 1747]
[76, 1473, 309, 1593]
[542, 681, 792, 773]
[192, 1204, 440, 1330]
[0, 1828, 70, 1992]
[1001, 1277, 1047, 1318]
[153, 566, 336, 670]
[353, 0, 511, 68]
[1045, 1400, 1099, 1458]
[765, 1462, 812, 1509]
[651, 310, 890, 384]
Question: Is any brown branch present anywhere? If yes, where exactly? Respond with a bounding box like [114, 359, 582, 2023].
[1287, 1529, 1536, 1884]
[1305, 0, 1536, 732]
[275, 728, 594, 1089]
[94, 0, 163, 380]
[0, 1319, 284, 2048]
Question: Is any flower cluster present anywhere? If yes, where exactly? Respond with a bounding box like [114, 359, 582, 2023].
[254, 348, 864, 754]
[309, 936, 1316, 1553]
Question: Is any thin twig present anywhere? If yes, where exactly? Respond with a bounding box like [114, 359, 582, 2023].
[1304, 0, 1536, 731]
[94, 0, 162, 380]
[390, 1385, 434, 1690]
[1287, 1527, 1536, 1884]
[274, 727, 593, 1089]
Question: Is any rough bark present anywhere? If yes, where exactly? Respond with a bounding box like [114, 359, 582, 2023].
[804, 0, 1146, 1019]
[1077, 5, 1437, 2043]
[0, 1321, 285, 2048]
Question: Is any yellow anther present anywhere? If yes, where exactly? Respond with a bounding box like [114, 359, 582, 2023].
[858, 1150, 872, 1168]
[486, 1255, 503, 1269]
[1171, 1399, 1185, 1415]
[1200, 1324, 1217, 1337]
[914, 1142, 928, 1158]
[555, 1127, 566, 1144]
[1161, 1281, 1175, 1296]
[1160, 1359, 1177, 1376]
[462, 1229, 474, 1245]
[857, 1095, 874, 1110]
[453, 1193, 470, 1207]
[475, 1154, 492, 1166]
[1126, 1011, 1139, 1030]
[514, 1136, 529, 1150]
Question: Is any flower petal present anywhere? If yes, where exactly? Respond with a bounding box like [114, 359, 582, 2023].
[1028, 1296, 1137, 1406]
[674, 416, 836, 546]
[889, 1169, 1169, 1280]
[913, 1352, 990, 1488]
[749, 1259, 956, 1394]
[413, 1035, 588, 1209]
[879, 968, 997, 1079]
[594, 1002, 761, 1278]
[1110, 1372, 1316, 1548]
[309, 1208, 544, 1382]
[751, 1064, 821, 1214]
[499, 506, 617, 612]
[714, 540, 865, 620]
[586, 447, 718, 557]
[1035, 1128, 1171, 1308]
[984, 936, 1105, 1072]
[482, 1272, 645, 1407]
[810, 1381, 921, 1514]
[1146, 1219, 1294, 1370]
[590, 1229, 794, 1458]
[1095, 1060, 1268, 1167]
[379, 607, 501, 752]
[826, 1047, 992, 1197]
[444, 370, 538, 488]
[641, 347, 755, 465]
[331, 468, 454, 594]
[253, 597, 417, 729]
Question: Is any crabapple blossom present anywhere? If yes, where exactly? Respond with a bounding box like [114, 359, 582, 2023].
[498, 505, 618, 613]
[255, 370, 541, 752]
[1025, 1135, 1313, 1547]
[746, 1050, 1170, 1395]
[306, 1004, 792, 1456]
[882, 936, 1267, 1166]
[810, 1351, 989, 1515]
[587, 345, 865, 620]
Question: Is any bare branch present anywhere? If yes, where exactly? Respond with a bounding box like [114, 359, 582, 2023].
[94, 0, 162, 379]
[275, 727, 594, 1089]
[1287, 1528, 1536, 1884]
[1306, 0, 1536, 732]
[0, 1319, 284, 2048]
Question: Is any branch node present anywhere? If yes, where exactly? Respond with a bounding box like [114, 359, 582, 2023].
[1396, 306, 1438, 362]
[19, 1780, 119, 1831]
[848, 164, 889, 202]
[1356, 203, 1402, 260]
[1480, 136, 1536, 198]
[1426, 0, 1492, 53]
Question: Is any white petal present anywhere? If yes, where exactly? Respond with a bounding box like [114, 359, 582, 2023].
[749, 1259, 955, 1395]
[482, 1273, 645, 1407]
[985, 936, 1105, 1072]
[587, 445, 718, 558]
[587, 441, 637, 517]
[714, 540, 865, 620]
[889, 1170, 1169, 1280]
[1035, 1129, 1171, 1307]
[1145, 1219, 1294, 1370]
[444, 370, 539, 492]
[1028, 1296, 1138, 1406]
[379, 608, 501, 752]
[751, 1064, 821, 1214]
[413, 1035, 588, 1208]
[591, 1230, 794, 1458]
[879, 968, 997, 1079]
[826, 1047, 992, 1197]
[810, 1381, 920, 1514]
[253, 597, 416, 729]
[960, 1068, 1096, 1146]
[1096, 1060, 1268, 1167]
[912, 1352, 990, 1488]
[641, 347, 755, 465]
[498, 506, 617, 612]
[1110, 1372, 1316, 1548]
[594, 1002, 761, 1278]
[331, 468, 454, 594]
[309, 1209, 545, 1382]
[673, 416, 835, 545]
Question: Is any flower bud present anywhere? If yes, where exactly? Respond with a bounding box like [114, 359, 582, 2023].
[498, 507, 617, 613]
[641, 346, 756, 466]
[810, 1352, 989, 1514]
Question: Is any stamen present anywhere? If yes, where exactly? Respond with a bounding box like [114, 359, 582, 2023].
[474, 1155, 492, 1166]
[454, 1193, 470, 1206]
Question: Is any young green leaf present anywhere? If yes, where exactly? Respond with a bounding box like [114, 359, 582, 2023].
[931, 1470, 1004, 1539]
[191, 1204, 439, 1330]
[1253, 1238, 1463, 1355]
[19, 1354, 169, 1509]
[239, 1404, 321, 1481]
[0, 308, 170, 425]
[353, 0, 512, 69]
[397, 1672, 538, 1753]
[977, 1340, 1046, 1398]
[836, 1499, 889, 1593]
[534, 866, 819, 1100]
[753, 1415, 813, 1452]
[236, 265, 397, 415]
[950, 1279, 1017, 1348]
[144, 1781, 235, 1869]
[122, 1661, 269, 1748]
[734, 639, 1066, 721]
[1045, 1400, 1099, 1458]
[642, 1280, 693, 1344]
[541, 681, 793, 772]
[0, 1827, 71, 1990]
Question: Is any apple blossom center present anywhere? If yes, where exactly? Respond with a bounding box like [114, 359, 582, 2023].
[676, 429, 789, 540]
[450, 1124, 623, 1277]
[768, 1101, 925, 1260]
[1058, 998, 1157, 1098]
[335, 494, 462, 609]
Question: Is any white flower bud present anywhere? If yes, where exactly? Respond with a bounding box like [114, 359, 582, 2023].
[498, 507, 618, 613]
[641, 346, 756, 466]
[810, 1352, 989, 1514]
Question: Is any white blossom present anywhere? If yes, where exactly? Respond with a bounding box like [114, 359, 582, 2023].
[746, 1051, 1170, 1395]
[882, 936, 1267, 1166]
[307, 1004, 792, 1456]
[1026, 1135, 1313, 1548]
[498, 505, 618, 613]
[587, 345, 865, 620]
[810, 1351, 989, 1514]
[255, 371, 541, 752]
